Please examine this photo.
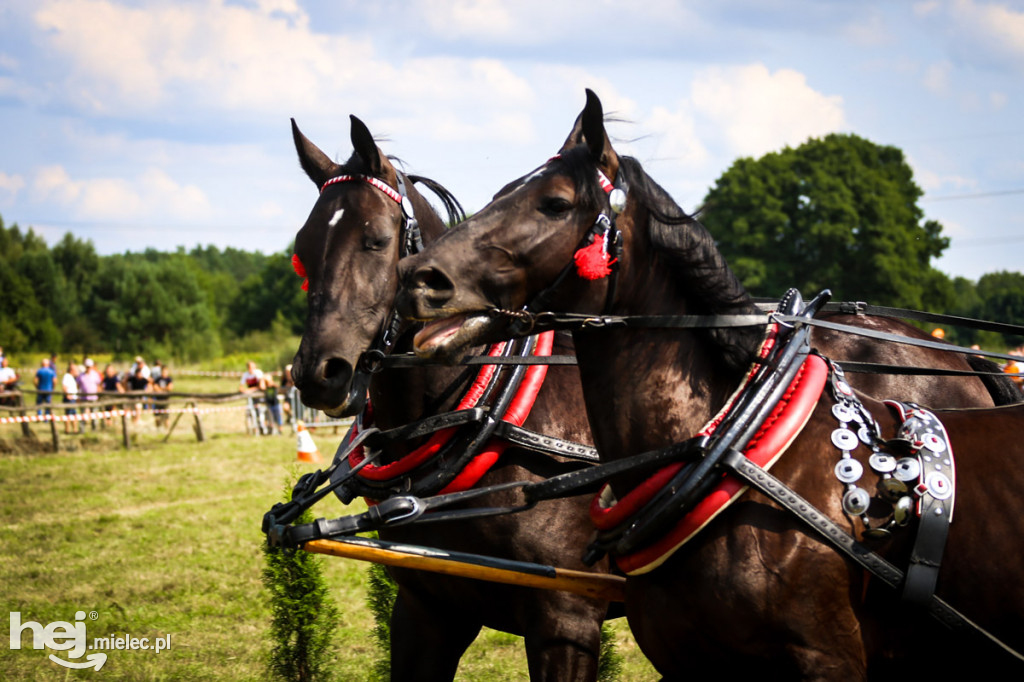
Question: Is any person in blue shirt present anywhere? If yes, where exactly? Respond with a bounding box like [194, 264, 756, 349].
[34, 357, 57, 417]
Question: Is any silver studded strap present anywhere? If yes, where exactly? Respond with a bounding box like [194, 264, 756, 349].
[884, 400, 957, 607]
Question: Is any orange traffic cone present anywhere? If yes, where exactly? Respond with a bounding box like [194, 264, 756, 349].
[296, 421, 323, 463]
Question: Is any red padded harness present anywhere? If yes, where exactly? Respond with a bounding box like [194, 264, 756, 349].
[590, 327, 829, 575]
[348, 331, 555, 499]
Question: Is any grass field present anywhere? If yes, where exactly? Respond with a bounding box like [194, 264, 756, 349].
[0, 396, 658, 681]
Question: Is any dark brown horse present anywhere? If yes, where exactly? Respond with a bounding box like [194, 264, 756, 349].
[289, 116, 608, 681]
[396, 91, 1024, 677]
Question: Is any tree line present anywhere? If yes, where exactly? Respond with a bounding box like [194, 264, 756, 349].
[0, 217, 305, 361]
[2, 132, 1022, 360]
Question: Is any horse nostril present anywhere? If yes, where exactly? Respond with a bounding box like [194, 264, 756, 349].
[412, 266, 455, 303]
[322, 357, 350, 381]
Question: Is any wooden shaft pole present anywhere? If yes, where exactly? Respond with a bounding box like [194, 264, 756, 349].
[303, 538, 625, 602]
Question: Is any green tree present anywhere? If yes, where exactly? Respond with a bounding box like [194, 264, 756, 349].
[701, 133, 952, 310]
[975, 271, 1024, 346]
[229, 251, 307, 336]
[263, 472, 340, 682]
[90, 255, 220, 360]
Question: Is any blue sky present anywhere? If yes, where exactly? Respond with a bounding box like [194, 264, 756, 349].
[1, 0, 1022, 281]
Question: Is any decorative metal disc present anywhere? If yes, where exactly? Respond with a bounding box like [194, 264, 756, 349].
[894, 496, 913, 526]
[863, 527, 892, 540]
[894, 457, 921, 482]
[925, 472, 953, 500]
[836, 380, 853, 396]
[609, 188, 627, 214]
[832, 403, 856, 423]
[842, 487, 871, 516]
[834, 458, 864, 484]
[831, 428, 859, 451]
[401, 196, 415, 218]
[857, 425, 874, 445]
[879, 476, 908, 498]
[869, 453, 897, 473]
[921, 432, 947, 453]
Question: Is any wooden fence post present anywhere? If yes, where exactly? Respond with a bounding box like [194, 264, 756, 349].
[19, 407, 32, 438]
[121, 404, 130, 449]
[49, 413, 59, 451]
[192, 404, 205, 443]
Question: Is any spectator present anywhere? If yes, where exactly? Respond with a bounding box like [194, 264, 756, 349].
[240, 361, 264, 393]
[1005, 351, 1023, 387]
[263, 371, 282, 434]
[152, 360, 164, 380]
[79, 358, 102, 429]
[34, 358, 57, 417]
[62, 362, 81, 434]
[281, 364, 296, 424]
[126, 366, 152, 423]
[130, 356, 152, 380]
[100, 364, 124, 426]
[0, 356, 18, 407]
[153, 364, 174, 428]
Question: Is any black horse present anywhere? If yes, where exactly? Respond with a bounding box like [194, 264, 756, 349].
[289, 116, 609, 681]
[396, 91, 1024, 677]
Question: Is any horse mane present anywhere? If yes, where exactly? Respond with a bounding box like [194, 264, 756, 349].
[408, 175, 466, 227]
[555, 147, 762, 372]
[619, 155, 763, 371]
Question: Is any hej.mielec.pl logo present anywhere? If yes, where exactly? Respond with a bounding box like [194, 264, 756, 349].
[9, 611, 172, 671]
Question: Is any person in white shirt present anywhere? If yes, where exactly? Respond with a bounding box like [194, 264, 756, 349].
[240, 361, 265, 393]
[0, 356, 18, 406]
[61, 362, 81, 434]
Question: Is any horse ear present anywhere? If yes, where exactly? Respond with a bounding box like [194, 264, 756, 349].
[292, 118, 339, 189]
[559, 111, 586, 152]
[580, 89, 618, 178]
[350, 114, 385, 177]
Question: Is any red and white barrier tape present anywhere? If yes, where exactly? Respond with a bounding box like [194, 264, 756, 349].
[0, 403, 248, 425]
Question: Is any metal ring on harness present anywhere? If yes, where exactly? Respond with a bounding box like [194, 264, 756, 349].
[360, 349, 387, 374]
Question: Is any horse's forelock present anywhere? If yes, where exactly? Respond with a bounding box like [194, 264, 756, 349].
[547, 146, 607, 214]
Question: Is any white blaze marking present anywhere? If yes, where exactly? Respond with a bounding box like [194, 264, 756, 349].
[328, 209, 345, 227]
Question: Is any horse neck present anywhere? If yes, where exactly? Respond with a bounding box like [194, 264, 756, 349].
[369, 183, 472, 440]
[570, 204, 759, 464]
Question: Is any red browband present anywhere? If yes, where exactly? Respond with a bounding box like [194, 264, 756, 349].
[320, 174, 403, 204]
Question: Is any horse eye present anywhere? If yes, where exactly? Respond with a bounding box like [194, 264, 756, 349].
[362, 233, 392, 251]
[539, 197, 573, 217]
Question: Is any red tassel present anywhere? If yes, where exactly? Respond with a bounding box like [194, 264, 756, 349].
[291, 254, 306, 278]
[574, 238, 615, 280]
[292, 254, 309, 291]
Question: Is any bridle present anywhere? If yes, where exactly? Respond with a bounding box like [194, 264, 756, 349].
[309, 171, 425, 412]
[504, 156, 629, 334]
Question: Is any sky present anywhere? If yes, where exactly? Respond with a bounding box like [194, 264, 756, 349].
[0, 0, 1022, 281]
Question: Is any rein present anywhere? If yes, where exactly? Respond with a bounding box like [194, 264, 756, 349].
[486, 306, 1024, 371]
[265, 291, 1024, 664]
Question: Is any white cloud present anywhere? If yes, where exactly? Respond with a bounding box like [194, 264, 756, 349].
[30, 164, 210, 221]
[689, 64, 846, 159]
[413, 0, 698, 45]
[640, 105, 708, 167]
[950, 0, 1024, 65]
[28, 0, 539, 127]
[0, 171, 25, 201]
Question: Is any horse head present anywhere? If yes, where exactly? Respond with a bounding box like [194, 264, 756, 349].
[397, 89, 633, 362]
[291, 115, 456, 416]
